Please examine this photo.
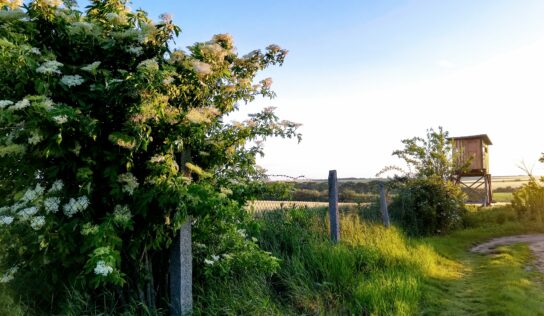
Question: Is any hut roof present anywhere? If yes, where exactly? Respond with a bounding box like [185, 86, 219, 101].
[448, 134, 492, 145]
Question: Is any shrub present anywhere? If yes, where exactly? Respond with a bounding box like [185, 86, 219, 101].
[512, 176, 544, 223]
[0, 1, 299, 313]
[389, 177, 467, 236]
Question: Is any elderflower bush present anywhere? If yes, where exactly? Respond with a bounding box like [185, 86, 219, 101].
[0, 0, 299, 314]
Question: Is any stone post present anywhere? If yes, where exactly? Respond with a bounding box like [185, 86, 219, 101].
[379, 183, 391, 228]
[169, 217, 193, 316]
[328, 170, 340, 242]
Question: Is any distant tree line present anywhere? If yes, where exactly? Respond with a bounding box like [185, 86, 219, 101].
[493, 186, 515, 193]
[256, 180, 381, 203]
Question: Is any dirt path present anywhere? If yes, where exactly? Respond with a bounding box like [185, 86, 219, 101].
[471, 234, 544, 272]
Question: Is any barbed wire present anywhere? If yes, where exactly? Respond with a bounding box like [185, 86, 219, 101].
[265, 174, 306, 181]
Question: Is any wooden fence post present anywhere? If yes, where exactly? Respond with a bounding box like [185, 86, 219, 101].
[328, 170, 340, 242]
[169, 217, 193, 316]
[379, 183, 391, 228]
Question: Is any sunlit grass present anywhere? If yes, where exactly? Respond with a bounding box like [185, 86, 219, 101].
[420, 205, 544, 315]
[493, 192, 514, 202]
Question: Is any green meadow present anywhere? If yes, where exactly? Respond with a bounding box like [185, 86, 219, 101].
[193, 206, 544, 315]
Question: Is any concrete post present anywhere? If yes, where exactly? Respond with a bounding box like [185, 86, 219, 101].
[379, 183, 391, 228]
[169, 217, 193, 316]
[328, 170, 340, 242]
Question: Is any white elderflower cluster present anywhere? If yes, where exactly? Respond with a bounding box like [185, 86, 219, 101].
[0, 266, 18, 284]
[48, 180, 64, 193]
[212, 33, 234, 50]
[159, 12, 172, 23]
[113, 205, 132, 224]
[63, 196, 89, 217]
[168, 50, 185, 64]
[10, 202, 25, 213]
[68, 21, 94, 34]
[29, 47, 41, 55]
[52, 115, 68, 125]
[30, 216, 45, 230]
[237, 228, 247, 238]
[117, 173, 139, 195]
[36, 97, 54, 111]
[191, 60, 212, 76]
[22, 183, 45, 202]
[0, 216, 14, 225]
[43, 0, 62, 7]
[162, 76, 174, 85]
[72, 142, 81, 156]
[113, 29, 141, 41]
[81, 223, 99, 236]
[18, 206, 38, 220]
[185, 107, 219, 124]
[185, 108, 209, 124]
[44, 197, 61, 213]
[11, 98, 30, 110]
[81, 61, 101, 72]
[0, 100, 13, 109]
[201, 43, 227, 61]
[204, 254, 220, 265]
[61, 75, 85, 87]
[28, 131, 43, 145]
[125, 46, 143, 56]
[1, 0, 22, 10]
[261, 77, 273, 88]
[94, 260, 113, 276]
[36, 60, 63, 75]
[137, 59, 159, 72]
[105, 12, 127, 25]
[150, 154, 166, 164]
[139, 23, 158, 44]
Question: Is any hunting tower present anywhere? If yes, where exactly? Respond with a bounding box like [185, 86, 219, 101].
[449, 134, 492, 206]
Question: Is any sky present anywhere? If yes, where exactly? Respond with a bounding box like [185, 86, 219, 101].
[127, 1, 544, 178]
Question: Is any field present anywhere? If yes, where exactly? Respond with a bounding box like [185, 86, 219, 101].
[492, 192, 514, 203]
[491, 175, 535, 190]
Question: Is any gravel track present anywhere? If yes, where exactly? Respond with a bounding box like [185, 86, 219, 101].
[471, 234, 544, 272]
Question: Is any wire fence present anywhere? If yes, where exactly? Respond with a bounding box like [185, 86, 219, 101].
[246, 173, 382, 214]
[246, 200, 368, 213]
[248, 172, 519, 214]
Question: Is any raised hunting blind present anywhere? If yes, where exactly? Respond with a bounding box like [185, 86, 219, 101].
[448, 134, 493, 206]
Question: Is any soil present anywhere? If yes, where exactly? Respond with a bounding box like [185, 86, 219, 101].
[471, 234, 544, 272]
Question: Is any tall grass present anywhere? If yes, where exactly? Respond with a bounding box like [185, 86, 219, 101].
[244, 208, 459, 315]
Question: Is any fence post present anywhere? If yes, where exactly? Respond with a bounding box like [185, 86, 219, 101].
[169, 217, 193, 316]
[379, 183, 391, 228]
[328, 170, 340, 242]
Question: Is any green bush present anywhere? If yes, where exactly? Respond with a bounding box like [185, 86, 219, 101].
[0, 1, 299, 314]
[512, 177, 544, 223]
[389, 177, 467, 236]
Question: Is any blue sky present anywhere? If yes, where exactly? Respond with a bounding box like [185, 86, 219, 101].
[97, 1, 544, 178]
